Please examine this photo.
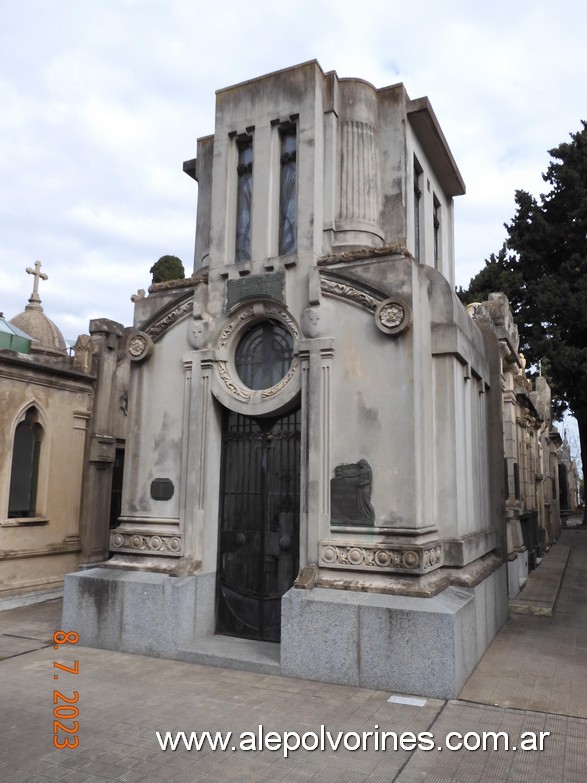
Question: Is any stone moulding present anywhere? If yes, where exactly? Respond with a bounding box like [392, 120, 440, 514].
[319, 540, 443, 575]
[109, 532, 183, 557]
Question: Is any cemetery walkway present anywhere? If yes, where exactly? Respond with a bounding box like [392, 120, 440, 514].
[0, 523, 585, 783]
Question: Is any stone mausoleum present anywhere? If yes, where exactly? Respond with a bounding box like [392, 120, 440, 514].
[64, 61, 508, 699]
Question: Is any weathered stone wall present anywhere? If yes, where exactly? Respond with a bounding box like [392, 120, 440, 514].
[0, 353, 93, 602]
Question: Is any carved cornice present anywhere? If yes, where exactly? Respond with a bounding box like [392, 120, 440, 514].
[148, 274, 208, 294]
[317, 244, 413, 267]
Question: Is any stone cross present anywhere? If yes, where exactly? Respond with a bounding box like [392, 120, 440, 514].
[26, 260, 48, 306]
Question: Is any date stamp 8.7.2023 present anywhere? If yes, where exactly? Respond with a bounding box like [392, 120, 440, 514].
[52, 630, 80, 749]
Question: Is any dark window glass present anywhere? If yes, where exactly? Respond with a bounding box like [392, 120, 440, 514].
[414, 158, 422, 262]
[433, 195, 441, 268]
[8, 408, 42, 518]
[279, 130, 296, 255]
[236, 141, 253, 262]
[235, 320, 294, 390]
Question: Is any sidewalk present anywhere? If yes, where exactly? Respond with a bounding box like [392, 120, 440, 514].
[460, 526, 587, 719]
[0, 528, 585, 783]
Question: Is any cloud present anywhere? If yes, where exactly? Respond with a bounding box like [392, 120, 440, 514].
[1, 0, 586, 332]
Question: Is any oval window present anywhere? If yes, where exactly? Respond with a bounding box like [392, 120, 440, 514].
[235, 320, 294, 390]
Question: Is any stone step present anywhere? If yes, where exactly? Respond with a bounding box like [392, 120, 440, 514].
[178, 634, 281, 675]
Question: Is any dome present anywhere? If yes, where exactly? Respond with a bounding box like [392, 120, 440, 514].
[9, 260, 67, 358]
[10, 305, 67, 357]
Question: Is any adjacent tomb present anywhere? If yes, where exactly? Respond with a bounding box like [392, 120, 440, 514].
[64, 61, 509, 698]
[0, 263, 129, 607]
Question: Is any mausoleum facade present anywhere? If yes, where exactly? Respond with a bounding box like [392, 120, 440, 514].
[64, 61, 509, 698]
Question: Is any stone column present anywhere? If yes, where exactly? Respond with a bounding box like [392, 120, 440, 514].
[79, 319, 124, 563]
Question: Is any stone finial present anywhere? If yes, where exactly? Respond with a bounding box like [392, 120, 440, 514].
[131, 289, 145, 302]
[25, 260, 48, 309]
[73, 334, 94, 374]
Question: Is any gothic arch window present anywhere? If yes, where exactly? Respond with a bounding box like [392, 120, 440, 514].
[8, 407, 43, 518]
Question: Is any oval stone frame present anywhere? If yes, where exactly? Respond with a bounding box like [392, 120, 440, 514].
[211, 302, 301, 416]
[374, 297, 412, 336]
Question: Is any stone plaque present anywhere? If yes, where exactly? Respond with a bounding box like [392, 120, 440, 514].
[227, 271, 284, 310]
[150, 478, 174, 501]
[330, 459, 375, 526]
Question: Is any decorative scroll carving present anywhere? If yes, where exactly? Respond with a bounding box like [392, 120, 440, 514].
[217, 361, 252, 399]
[320, 541, 443, 574]
[110, 532, 183, 556]
[261, 358, 299, 398]
[320, 276, 379, 312]
[218, 307, 255, 348]
[264, 305, 300, 338]
[147, 299, 193, 340]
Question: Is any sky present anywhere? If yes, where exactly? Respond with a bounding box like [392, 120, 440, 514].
[0, 3, 585, 351]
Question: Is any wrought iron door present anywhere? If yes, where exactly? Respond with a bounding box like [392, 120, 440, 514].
[217, 408, 300, 642]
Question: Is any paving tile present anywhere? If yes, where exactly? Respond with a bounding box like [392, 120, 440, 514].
[1, 529, 587, 782]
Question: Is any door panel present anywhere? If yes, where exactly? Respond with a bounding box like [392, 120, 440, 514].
[217, 408, 300, 642]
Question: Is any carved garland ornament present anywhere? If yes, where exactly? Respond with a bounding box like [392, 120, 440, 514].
[110, 532, 183, 555]
[147, 299, 194, 340]
[320, 276, 379, 312]
[319, 542, 443, 574]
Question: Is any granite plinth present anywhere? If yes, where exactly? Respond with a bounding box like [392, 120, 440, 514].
[281, 564, 507, 700]
[62, 569, 207, 657]
[62, 564, 507, 700]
